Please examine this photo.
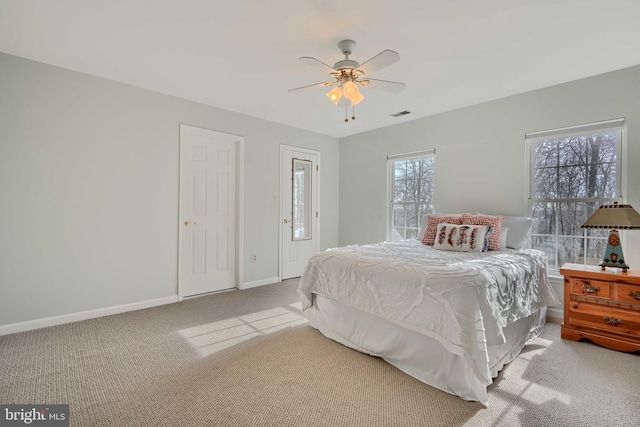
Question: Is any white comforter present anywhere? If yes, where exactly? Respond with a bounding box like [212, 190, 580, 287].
[299, 239, 559, 388]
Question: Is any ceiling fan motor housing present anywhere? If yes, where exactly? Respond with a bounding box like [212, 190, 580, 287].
[333, 59, 360, 71]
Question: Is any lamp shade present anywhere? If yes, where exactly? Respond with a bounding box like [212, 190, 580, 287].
[350, 92, 365, 106]
[326, 87, 342, 105]
[342, 81, 360, 100]
[581, 203, 640, 230]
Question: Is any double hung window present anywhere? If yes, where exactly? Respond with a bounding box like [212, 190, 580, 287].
[388, 149, 435, 241]
[527, 119, 625, 271]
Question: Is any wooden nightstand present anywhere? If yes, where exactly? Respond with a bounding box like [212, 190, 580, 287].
[560, 263, 640, 352]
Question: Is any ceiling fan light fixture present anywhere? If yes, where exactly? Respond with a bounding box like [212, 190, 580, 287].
[342, 81, 360, 100]
[351, 92, 364, 106]
[326, 87, 342, 104]
[291, 39, 405, 123]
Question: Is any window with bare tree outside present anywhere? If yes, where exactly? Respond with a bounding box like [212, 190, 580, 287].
[527, 119, 625, 271]
[388, 149, 435, 241]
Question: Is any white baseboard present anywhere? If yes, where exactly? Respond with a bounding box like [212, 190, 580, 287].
[0, 296, 178, 336]
[547, 307, 563, 324]
[242, 276, 281, 290]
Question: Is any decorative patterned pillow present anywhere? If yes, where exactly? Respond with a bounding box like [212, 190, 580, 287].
[421, 215, 463, 246]
[461, 213, 504, 250]
[432, 223, 493, 252]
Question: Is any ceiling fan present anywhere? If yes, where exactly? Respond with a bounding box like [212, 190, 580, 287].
[289, 39, 406, 122]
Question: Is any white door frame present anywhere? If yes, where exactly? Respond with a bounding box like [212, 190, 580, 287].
[178, 124, 244, 300]
[279, 145, 320, 280]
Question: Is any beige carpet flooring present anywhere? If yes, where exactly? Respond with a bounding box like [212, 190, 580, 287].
[1, 279, 639, 426]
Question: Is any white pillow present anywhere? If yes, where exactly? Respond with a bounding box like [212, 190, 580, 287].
[432, 223, 492, 252]
[502, 216, 533, 249]
[476, 213, 533, 250]
[500, 227, 509, 250]
[418, 215, 429, 240]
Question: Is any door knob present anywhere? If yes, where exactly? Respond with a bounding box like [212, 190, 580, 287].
[184, 220, 197, 226]
[283, 219, 290, 224]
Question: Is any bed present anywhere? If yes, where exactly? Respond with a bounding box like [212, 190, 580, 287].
[298, 214, 560, 406]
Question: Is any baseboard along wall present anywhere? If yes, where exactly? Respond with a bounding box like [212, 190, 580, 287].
[1, 277, 285, 336]
[0, 296, 178, 337]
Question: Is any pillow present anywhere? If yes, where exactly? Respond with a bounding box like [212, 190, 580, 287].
[502, 216, 533, 249]
[461, 213, 504, 250]
[500, 227, 509, 250]
[421, 215, 463, 245]
[417, 213, 462, 241]
[432, 223, 493, 252]
[417, 215, 429, 241]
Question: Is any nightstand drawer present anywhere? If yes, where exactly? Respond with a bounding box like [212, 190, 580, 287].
[568, 301, 640, 338]
[617, 283, 640, 306]
[570, 277, 611, 299]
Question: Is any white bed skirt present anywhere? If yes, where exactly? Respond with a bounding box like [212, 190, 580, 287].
[305, 294, 547, 407]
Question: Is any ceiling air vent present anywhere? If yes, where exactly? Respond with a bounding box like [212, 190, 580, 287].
[391, 110, 411, 117]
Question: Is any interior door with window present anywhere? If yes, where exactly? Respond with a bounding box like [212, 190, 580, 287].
[280, 147, 319, 279]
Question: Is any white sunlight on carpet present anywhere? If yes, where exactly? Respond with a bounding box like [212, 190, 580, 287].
[486, 334, 572, 422]
[178, 302, 307, 357]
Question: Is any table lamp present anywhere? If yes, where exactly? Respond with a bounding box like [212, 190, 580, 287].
[581, 202, 640, 272]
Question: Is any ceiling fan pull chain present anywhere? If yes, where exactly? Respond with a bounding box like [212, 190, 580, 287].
[352, 104, 356, 121]
[345, 102, 348, 122]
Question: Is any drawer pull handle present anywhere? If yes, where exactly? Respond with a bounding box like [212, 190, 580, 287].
[603, 316, 622, 326]
[629, 291, 640, 301]
[582, 284, 600, 294]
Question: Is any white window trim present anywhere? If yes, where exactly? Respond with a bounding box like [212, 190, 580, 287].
[387, 148, 435, 161]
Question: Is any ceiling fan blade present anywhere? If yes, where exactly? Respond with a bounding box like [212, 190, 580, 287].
[299, 56, 338, 75]
[288, 81, 336, 93]
[361, 78, 406, 93]
[356, 50, 400, 76]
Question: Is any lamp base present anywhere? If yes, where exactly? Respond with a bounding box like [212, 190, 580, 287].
[599, 230, 628, 272]
[599, 262, 629, 272]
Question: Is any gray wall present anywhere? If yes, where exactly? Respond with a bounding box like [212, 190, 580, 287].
[0, 52, 340, 327]
[2, 50, 638, 329]
[339, 65, 640, 269]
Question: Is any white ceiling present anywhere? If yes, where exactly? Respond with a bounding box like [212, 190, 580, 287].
[1, 0, 639, 139]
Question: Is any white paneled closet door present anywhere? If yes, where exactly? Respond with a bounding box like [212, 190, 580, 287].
[179, 125, 238, 297]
